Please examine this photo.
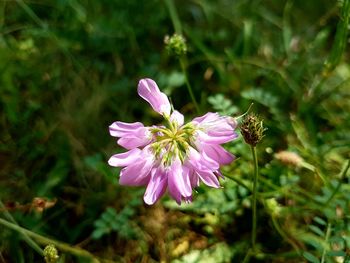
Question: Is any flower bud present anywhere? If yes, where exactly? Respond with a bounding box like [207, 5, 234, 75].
[240, 114, 265, 147]
[164, 33, 187, 56]
[44, 244, 59, 263]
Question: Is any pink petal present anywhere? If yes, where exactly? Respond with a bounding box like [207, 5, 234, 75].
[118, 147, 154, 185]
[168, 158, 192, 204]
[117, 136, 152, 150]
[109, 121, 152, 149]
[108, 148, 141, 167]
[200, 143, 235, 165]
[137, 78, 171, 116]
[201, 150, 220, 170]
[186, 147, 221, 188]
[109, 121, 145, 137]
[143, 167, 167, 205]
[119, 158, 153, 186]
[192, 113, 237, 140]
[192, 112, 219, 124]
[170, 110, 184, 126]
[196, 130, 237, 144]
[187, 147, 218, 171]
[197, 170, 220, 188]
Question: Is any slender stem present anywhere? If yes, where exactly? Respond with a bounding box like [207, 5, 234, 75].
[242, 248, 252, 263]
[0, 218, 101, 262]
[258, 176, 325, 209]
[321, 223, 332, 263]
[180, 58, 200, 114]
[0, 200, 43, 255]
[251, 146, 259, 251]
[164, 0, 182, 34]
[271, 216, 300, 254]
[325, 159, 350, 206]
[223, 172, 252, 192]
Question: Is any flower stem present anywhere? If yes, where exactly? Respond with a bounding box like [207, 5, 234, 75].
[0, 218, 102, 262]
[271, 216, 300, 253]
[321, 222, 332, 263]
[180, 58, 200, 114]
[223, 172, 251, 192]
[251, 146, 259, 251]
[0, 200, 43, 255]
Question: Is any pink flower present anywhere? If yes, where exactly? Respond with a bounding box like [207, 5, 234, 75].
[137, 78, 171, 116]
[108, 78, 238, 205]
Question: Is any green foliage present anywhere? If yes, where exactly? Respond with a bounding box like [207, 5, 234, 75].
[173, 242, 233, 263]
[0, 0, 349, 262]
[207, 94, 238, 116]
[92, 201, 140, 240]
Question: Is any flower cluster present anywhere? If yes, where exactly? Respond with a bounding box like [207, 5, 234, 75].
[108, 78, 238, 205]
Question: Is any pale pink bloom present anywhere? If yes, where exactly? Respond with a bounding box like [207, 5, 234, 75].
[137, 78, 171, 116]
[109, 121, 152, 149]
[108, 78, 238, 205]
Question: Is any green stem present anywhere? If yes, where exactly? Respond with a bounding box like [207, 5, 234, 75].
[251, 146, 259, 251]
[223, 172, 252, 192]
[242, 248, 252, 263]
[0, 200, 43, 255]
[0, 218, 101, 262]
[163, 0, 200, 114]
[321, 222, 331, 263]
[180, 58, 200, 114]
[325, 159, 350, 206]
[258, 176, 325, 209]
[164, 0, 182, 34]
[271, 216, 300, 254]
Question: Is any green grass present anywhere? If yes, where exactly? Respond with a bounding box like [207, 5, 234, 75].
[0, 0, 349, 262]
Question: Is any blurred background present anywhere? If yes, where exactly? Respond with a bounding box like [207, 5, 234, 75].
[0, 0, 349, 262]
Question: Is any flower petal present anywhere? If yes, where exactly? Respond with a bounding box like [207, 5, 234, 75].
[196, 130, 237, 144]
[137, 78, 171, 116]
[117, 136, 152, 150]
[186, 147, 221, 188]
[108, 148, 141, 167]
[200, 143, 235, 165]
[143, 167, 167, 205]
[168, 158, 192, 204]
[109, 121, 145, 137]
[118, 147, 154, 185]
[197, 170, 220, 188]
[170, 110, 184, 127]
[192, 112, 219, 124]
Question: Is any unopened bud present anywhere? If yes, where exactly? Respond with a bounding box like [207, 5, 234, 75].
[240, 114, 265, 147]
[164, 33, 187, 56]
[44, 244, 59, 263]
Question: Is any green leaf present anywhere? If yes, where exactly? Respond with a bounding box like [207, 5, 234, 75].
[313, 217, 327, 226]
[309, 225, 324, 237]
[327, 250, 346, 257]
[303, 251, 320, 263]
[91, 228, 108, 240]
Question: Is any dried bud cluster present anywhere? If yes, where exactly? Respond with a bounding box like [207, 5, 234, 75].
[240, 114, 265, 147]
[44, 244, 59, 263]
[164, 33, 187, 56]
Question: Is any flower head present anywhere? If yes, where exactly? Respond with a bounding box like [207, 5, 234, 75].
[240, 114, 265, 147]
[164, 33, 187, 57]
[108, 78, 238, 205]
[44, 244, 59, 263]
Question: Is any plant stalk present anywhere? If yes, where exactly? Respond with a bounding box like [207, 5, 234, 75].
[0, 218, 100, 262]
[251, 146, 259, 251]
[180, 58, 200, 114]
